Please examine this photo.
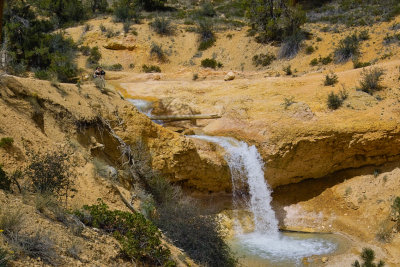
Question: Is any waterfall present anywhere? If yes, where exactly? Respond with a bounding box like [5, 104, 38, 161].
[191, 135, 338, 265]
[127, 99, 154, 117]
[191, 135, 279, 235]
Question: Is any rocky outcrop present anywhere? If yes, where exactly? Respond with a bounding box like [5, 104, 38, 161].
[116, 106, 231, 192]
[103, 40, 135, 51]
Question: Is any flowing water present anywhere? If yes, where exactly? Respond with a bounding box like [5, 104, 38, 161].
[127, 99, 154, 116]
[127, 99, 163, 124]
[190, 135, 341, 266]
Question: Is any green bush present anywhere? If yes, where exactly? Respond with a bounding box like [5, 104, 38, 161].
[324, 72, 339, 86]
[353, 60, 371, 69]
[75, 199, 175, 266]
[89, 0, 109, 13]
[279, 31, 305, 58]
[392, 196, 400, 230]
[197, 20, 216, 51]
[25, 151, 75, 203]
[0, 166, 11, 191]
[34, 70, 52, 80]
[310, 58, 319, 66]
[32, 0, 89, 27]
[150, 43, 167, 62]
[252, 53, 276, 67]
[3, 3, 79, 82]
[358, 30, 370, 41]
[327, 90, 347, 110]
[198, 2, 217, 17]
[103, 64, 123, 71]
[352, 248, 384, 267]
[201, 58, 223, 69]
[283, 65, 292, 75]
[142, 64, 161, 73]
[87, 46, 102, 67]
[359, 67, 385, 94]
[150, 17, 175, 36]
[128, 141, 237, 267]
[0, 247, 11, 267]
[113, 0, 141, 22]
[334, 33, 360, 62]
[320, 55, 333, 65]
[305, 45, 315, 54]
[0, 137, 13, 148]
[247, 0, 305, 43]
[310, 55, 332, 66]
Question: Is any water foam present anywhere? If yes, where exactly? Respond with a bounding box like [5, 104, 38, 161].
[190, 135, 337, 263]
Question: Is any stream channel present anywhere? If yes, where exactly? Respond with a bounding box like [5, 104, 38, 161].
[129, 98, 349, 266]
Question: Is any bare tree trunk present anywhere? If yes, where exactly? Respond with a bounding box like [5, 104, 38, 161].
[0, 0, 4, 43]
[150, 114, 221, 121]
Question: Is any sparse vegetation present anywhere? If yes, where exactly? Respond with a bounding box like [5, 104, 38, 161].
[9, 230, 59, 266]
[102, 63, 123, 71]
[25, 151, 75, 205]
[3, 2, 79, 82]
[359, 68, 385, 94]
[0, 247, 11, 267]
[142, 64, 161, 73]
[353, 60, 371, 69]
[391, 196, 400, 231]
[0, 137, 14, 148]
[327, 89, 347, 110]
[358, 30, 370, 41]
[150, 43, 168, 62]
[309, 0, 400, 26]
[352, 248, 384, 267]
[201, 58, 223, 69]
[246, 0, 306, 58]
[113, 0, 141, 23]
[128, 141, 237, 267]
[282, 97, 296, 109]
[75, 199, 175, 266]
[334, 33, 360, 63]
[310, 58, 319, 66]
[198, 2, 217, 17]
[283, 65, 292, 75]
[197, 20, 216, 51]
[305, 45, 315, 54]
[252, 53, 276, 67]
[0, 209, 25, 237]
[86, 46, 102, 67]
[383, 33, 400, 45]
[310, 55, 332, 66]
[150, 17, 175, 36]
[0, 166, 11, 191]
[324, 72, 339, 86]
[192, 73, 199, 81]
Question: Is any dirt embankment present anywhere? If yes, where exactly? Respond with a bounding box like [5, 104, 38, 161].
[1, 75, 220, 266]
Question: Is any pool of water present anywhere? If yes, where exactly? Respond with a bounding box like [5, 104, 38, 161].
[229, 231, 349, 267]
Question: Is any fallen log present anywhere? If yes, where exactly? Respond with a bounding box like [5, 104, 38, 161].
[150, 114, 221, 121]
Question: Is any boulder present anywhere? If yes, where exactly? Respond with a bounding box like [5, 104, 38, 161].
[224, 71, 235, 81]
[103, 41, 135, 51]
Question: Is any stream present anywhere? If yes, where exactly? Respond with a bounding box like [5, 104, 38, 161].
[128, 99, 346, 266]
[190, 135, 344, 266]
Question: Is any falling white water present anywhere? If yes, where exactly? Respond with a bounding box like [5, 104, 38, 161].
[127, 99, 154, 116]
[191, 135, 279, 235]
[127, 99, 163, 125]
[190, 135, 338, 265]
